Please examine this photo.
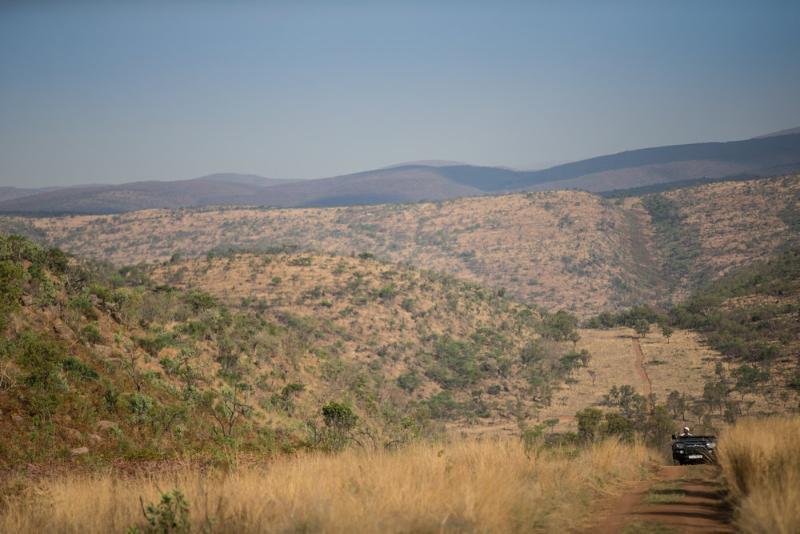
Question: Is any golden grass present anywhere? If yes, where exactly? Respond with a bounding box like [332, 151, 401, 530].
[0, 439, 656, 533]
[718, 416, 800, 534]
[539, 327, 723, 431]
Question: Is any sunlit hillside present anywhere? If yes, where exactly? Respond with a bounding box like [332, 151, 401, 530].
[2, 235, 598, 467]
[3, 174, 798, 318]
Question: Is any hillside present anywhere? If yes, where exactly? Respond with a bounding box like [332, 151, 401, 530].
[669, 248, 800, 401]
[2, 235, 600, 466]
[4, 174, 799, 318]
[583, 249, 800, 427]
[644, 174, 800, 296]
[153, 252, 770, 435]
[1, 190, 659, 316]
[1, 131, 799, 214]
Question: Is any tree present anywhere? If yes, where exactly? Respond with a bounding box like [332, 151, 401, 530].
[660, 324, 674, 343]
[733, 365, 769, 399]
[209, 382, 252, 438]
[538, 310, 579, 342]
[703, 380, 728, 415]
[666, 390, 687, 420]
[645, 405, 674, 445]
[319, 401, 359, 451]
[576, 407, 603, 442]
[633, 320, 650, 338]
[588, 369, 597, 387]
[567, 330, 581, 350]
[543, 418, 559, 432]
[604, 412, 634, 442]
[689, 401, 708, 424]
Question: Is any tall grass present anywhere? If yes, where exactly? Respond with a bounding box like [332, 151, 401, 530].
[718, 416, 800, 534]
[0, 439, 655, 533]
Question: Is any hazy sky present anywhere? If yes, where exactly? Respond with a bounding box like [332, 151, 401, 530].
[1, 1, 799, 187]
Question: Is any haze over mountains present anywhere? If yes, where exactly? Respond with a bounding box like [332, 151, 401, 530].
[2, 129, 799, 214]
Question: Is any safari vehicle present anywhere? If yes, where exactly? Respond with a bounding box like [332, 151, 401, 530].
[671, 433, 717, 464]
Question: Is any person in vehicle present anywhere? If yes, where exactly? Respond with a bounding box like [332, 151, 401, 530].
[679, 426, 692, 437]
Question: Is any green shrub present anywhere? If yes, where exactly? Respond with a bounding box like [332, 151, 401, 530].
[62, 357, 98, 380]
[81, 323, 103, 344]
[128, 489, 190, 534]
[12, 331, 68, 416]
[396, 371, 421, 393]
[0, 260, 24, 331]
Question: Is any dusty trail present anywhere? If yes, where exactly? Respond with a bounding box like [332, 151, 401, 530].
[632, 337, 652, 396]
[586, 465, 733, 533]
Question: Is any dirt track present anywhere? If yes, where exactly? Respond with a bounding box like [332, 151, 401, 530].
[632, 337, 652, 397]
[586, 465, 733, 533]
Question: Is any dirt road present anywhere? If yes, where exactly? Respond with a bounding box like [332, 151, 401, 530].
[632, 337, 652, 397]
[586, 464, 733, 533]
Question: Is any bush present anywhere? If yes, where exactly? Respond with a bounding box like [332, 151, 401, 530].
[129, 489, 190, 534]
[12, 331, 68, 416]
[396, 371, 421, 393]
[0, 260, 24, 332]
[62, 357, 98, 380]
[81, 323, 103, 344]
[576, 408, 603, 442]
[538, 310, 579, 342]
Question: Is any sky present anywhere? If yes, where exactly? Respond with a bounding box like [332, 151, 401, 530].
[1, 0, 799, 188]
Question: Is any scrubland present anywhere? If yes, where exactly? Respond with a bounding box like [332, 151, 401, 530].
[0, 438, 656, 533]
[3, 174, 798, 316]
[718, 416, 800, 534]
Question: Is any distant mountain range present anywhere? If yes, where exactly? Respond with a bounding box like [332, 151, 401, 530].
[2, 129, 799, 214]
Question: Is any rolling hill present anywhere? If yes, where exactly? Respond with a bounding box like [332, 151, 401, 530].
[1, 130, 799, 213]
[0, 234, 586, 465]
[3, 173, 798, 317]
[0, 174, 294, 215]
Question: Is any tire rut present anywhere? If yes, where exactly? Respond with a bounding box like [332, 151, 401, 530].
[585, 465, 733, 533]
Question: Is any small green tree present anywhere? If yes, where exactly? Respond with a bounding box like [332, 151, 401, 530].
[604, 413, 634, 442]
[320, 401, 359, 451]
[633, 320, 650, 338]
[576, 407, 603, 442]
[666, 390, 687, 420]
[660, 324, 674, 343]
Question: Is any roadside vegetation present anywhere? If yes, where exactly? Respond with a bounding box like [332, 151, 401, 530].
[0, 438, 656, 533]
[718, 416, 800, 534]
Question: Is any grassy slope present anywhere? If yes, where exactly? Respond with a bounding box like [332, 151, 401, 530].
[644, 174, 800, 299]
[668, 248, 800, 410]
[2, 235, 598, 467]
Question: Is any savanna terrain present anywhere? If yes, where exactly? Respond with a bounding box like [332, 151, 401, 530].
[4, 174, 799, 316]
[1, 174, 799, 533]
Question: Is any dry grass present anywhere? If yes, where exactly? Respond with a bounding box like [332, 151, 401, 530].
[0, 439, 656, 533]
[718, 416, 800, 534]
[538, 327, 723, 431]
